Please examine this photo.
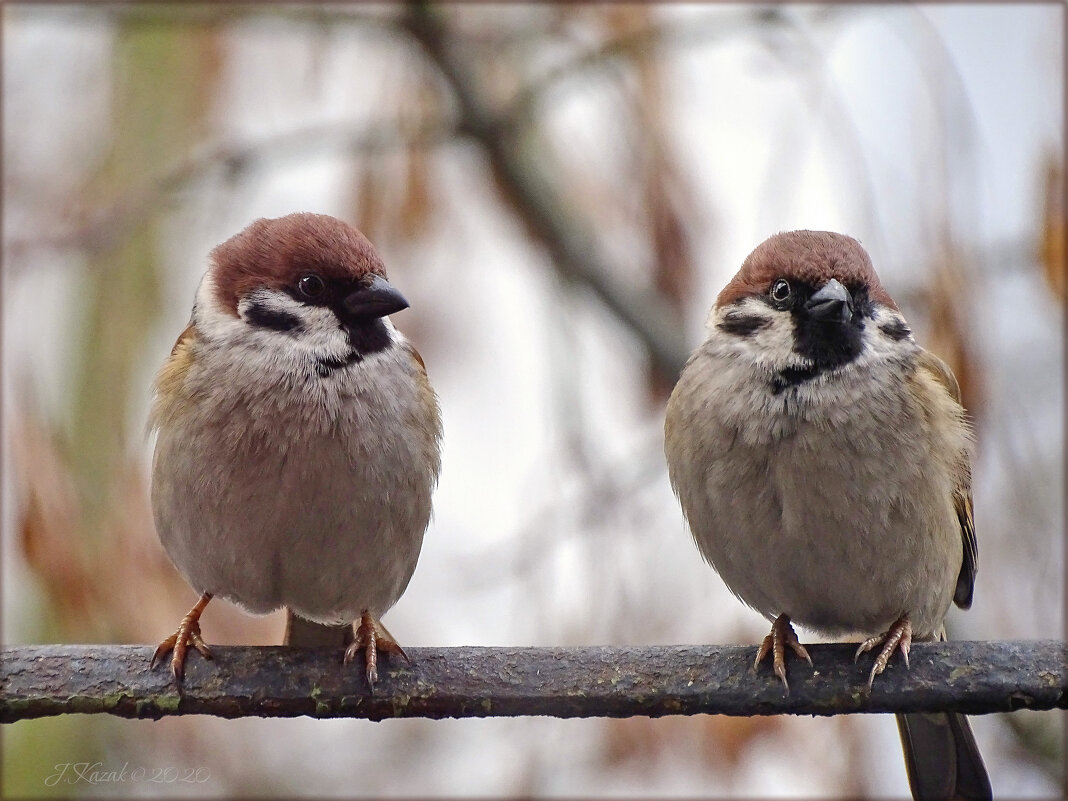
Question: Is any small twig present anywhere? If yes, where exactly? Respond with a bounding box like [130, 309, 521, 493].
[507, 7, 793, 127]
[401, 3, 692, 382]
[74, 4, 398, 32]
[5, 120, 457, 265]
[1, 641, 1064, 722]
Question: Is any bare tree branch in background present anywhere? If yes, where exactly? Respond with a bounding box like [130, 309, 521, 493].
[85, 4, 397, 32]
[507, 7, 797, 128]
[4, 4, 854, 387]
[5, 121, 457, 264]
[401, 3, 692, 382]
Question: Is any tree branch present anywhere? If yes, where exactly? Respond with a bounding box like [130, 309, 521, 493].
[400, 3, 692, 382]
[2, 641, 1063, 723]
[507, 8, 794, 127]
[6, 120, 457, 266]
[79, 4, 399, 32]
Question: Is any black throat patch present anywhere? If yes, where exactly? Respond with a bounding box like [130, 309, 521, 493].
[792, 316, 864, 371]
[770, 287, 872, 393]
[345, 318, 391, 358]
[314, 318, 392, 378]
[771, 364, 824, 394]
[315, 351, 361, 377]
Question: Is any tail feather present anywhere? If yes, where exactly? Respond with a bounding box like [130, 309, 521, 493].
[896, 712, 991, 801]
[283, 609, 354, 647]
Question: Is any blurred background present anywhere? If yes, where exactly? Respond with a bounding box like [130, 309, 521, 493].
[2, 3, 1064, 798]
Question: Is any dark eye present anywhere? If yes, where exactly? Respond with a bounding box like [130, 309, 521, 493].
[298, 274, 325, 298]
[769, 278, 792, 305]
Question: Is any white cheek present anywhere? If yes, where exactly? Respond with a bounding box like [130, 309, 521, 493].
[193, 272, 349, 360]
[747, 317, 798, 368]
[704, 299, 800, 371]
[192, 269, 242, 342]
[705, 299, 916, 372]
[835, 308, 916, 384]
[859, 307, 915, 364]
[237, 288, 349, 355]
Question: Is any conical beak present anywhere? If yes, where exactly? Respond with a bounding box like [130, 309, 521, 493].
[342, 275, 410, 319]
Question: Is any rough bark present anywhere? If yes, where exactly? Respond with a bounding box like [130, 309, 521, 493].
[2, 641, 1064, 722]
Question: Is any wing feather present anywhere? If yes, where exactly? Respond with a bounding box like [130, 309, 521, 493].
[917, 349, 977, 609]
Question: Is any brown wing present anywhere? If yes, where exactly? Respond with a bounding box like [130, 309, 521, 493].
[169, 322, 196, 356]
[404, 340, 428, 374]
[401, 339, 444, 455]
[917, 349, 977, 609]
[147, 323, 198, 434]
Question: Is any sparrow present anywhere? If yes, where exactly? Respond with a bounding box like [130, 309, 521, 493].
[664, 231, 990, 800]
[148, 212, 442, 688]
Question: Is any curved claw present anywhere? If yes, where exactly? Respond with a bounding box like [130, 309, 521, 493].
[151, 593, 213, 683]
[753, 614, 812, 696]
[344, 612, 408, 691]
[856, 615, 913, 691]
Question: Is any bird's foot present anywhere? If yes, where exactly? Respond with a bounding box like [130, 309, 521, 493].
[151, 592, 213, 683]
[753, 613, 812, 695]
[344, 612, 408, 690]
[855, 614, 912, 690]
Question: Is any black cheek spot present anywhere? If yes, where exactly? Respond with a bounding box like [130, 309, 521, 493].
[879, 319, 911, 341]
[245, 301, 302, 333]
[717, 314, 770, 337]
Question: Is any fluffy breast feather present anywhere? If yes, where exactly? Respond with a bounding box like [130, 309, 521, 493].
[664, 304, 971, 638]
